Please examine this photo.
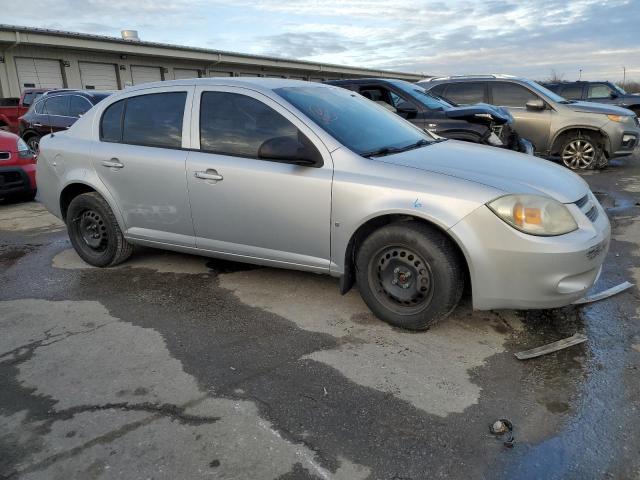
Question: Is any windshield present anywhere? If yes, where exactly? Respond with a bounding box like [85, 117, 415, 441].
[389, 80, 453, 110]
[523, 79, 567, 103]
[275, 85, 435, 156]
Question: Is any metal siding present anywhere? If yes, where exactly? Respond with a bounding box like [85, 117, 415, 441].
[15, 57, 64, 91]
[130, 65, 163, 85]
[79, 62, 119, 90]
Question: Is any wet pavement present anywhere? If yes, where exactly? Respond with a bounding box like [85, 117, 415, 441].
[1, 154, 639, 480]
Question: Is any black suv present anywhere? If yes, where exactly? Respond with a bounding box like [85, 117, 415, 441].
[19, 90, 111, 151]
[543, 81, 640, 116]
[325, 79, 533, 154]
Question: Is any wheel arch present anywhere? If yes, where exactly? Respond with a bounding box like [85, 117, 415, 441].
[550, 126, 610, 157]
[59, 181, 126, 234]
[339, 213, 472, 296]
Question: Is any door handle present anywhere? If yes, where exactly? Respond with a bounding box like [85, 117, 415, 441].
[195, 170, 223, 181]
[101, 158, 124, 169]
[33, 123, 43, 127]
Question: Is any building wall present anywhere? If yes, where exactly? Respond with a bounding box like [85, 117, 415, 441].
[0, 43, 398, 97]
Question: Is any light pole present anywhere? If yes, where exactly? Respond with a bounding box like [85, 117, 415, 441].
[623, 66, 626, 87]
[579, 68, 582, 80]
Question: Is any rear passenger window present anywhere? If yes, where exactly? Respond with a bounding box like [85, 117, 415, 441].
[559, 84, 584, 100]
[45, 96, 69, 116]
[100, 92, 187, 148]
[69, 96, 92, 118]
[101, 100, 124, 142]
[199, 91, 303, 158]
[491, 83, 538, 107]
[443, 82, 485, 104]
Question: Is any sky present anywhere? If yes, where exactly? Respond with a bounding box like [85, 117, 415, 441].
[1, 0, 638, 82]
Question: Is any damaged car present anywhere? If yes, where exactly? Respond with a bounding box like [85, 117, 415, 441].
[325, 78, 533, 154]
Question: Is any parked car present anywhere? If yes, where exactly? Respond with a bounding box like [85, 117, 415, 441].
[326, 78, 533, 154]
[421, 75, 640, 170]
[0, 88, 50, 134]
[20, 90, 111, 151]
[0, 130, 37, 201]
[37, 79, 610, 330]
[542, 81, 640, 116]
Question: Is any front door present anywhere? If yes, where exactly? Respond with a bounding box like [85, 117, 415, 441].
[490, 82, 553, 153]
[186, 86, 333, 271]
[92, 87, 196, 246]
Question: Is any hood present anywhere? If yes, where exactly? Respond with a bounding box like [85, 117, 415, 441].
[376, 140, 589, 203]
[565, 101, 635, 116]
[445, 103, 513, 125]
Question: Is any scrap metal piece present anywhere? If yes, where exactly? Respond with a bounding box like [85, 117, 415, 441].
[573, 281, 634, 305]
[515, 333, 587, 360]
[489, 418, 514, 448]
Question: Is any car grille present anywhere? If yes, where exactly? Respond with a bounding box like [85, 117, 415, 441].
[0, 151, 11, 161]
[574, 194, 599, 222]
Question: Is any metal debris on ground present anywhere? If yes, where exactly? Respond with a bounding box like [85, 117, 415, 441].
[573, 281, 634, 305]
[515, 333, 587, 360]
[489, 419, 514, 448]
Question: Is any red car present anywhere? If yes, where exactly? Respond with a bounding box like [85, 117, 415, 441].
[0, 130, 37, 201]
[0, 88, 50, 134]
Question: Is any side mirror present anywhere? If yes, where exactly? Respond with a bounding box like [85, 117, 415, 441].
[610, 92, 619, 99]
[258, 136, 322, 167]
[525, 99, 545, 111]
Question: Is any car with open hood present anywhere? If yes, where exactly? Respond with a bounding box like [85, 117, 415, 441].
[36, 78, 610, 330]
[326, 78, 533, 154]
[421, 75, 640, 170]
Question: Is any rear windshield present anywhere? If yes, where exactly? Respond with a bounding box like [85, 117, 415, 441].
[274, 85, 433, 155]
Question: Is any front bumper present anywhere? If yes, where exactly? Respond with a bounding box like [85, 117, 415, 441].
[449, 193, 611, 310]
[0, 166, 35, 197]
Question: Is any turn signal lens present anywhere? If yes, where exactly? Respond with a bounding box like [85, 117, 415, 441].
[607, 114, 623, 122]
[488, 194, 578, 236]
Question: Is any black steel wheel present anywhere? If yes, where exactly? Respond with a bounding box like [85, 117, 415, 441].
[356, 221, 464, 330]
[66, 192, 133, 267]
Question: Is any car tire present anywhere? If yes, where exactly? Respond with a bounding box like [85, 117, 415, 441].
[66, 192, 133, 267]
[25, 135, 41, 153]
[355, 221, 464, 331]
[560, 133, 603, 170]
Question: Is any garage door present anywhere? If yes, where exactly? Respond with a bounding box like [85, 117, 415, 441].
[207, 71, 233, 77]
[15, 58, 64, 91]
[174, 68, 199, 80]
[79, 62, 119, 91]
[130, 66, 163, 85]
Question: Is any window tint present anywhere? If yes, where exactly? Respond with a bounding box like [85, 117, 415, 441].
[443, 82, 485, 104]
[588, 84, 614, 99]
[200, 91, 303, 158]
[491, 82, 538, 107]
[275, 85, 432, 155]
[100, 100, 124, 143]
[45, 95, 69, 116]
[69, 96, 92, 117]
[22, 91, 42, 106]
[123, 92, 186, 148]
[559, 84, 584, 100]
[34, 100, 46, 114]
[428, 84, 447, 97]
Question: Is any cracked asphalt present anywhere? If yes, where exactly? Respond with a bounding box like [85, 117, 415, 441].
[1, 153, 639, 480]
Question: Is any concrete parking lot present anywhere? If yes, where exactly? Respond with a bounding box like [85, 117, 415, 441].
[1, 154, 639, 480]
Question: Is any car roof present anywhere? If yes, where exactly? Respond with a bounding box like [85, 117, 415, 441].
[121, 77, 330, 96]
[420, 74, 525, 84]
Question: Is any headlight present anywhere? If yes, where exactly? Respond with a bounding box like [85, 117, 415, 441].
[607, 114, 624, 122]
[17, 138, 32, 159]
[487, 194, 578, 236]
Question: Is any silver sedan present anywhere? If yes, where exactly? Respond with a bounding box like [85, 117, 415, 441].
[36, 79, 610, 330]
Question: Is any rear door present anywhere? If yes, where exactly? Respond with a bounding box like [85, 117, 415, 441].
[185, 86, 333, 270]
[42, 95, 75, 131]
[92, 87, 195, 246]
[557, 83, 585, 101]
[489, 81, 553, 152]
[440, 82, 487, 105]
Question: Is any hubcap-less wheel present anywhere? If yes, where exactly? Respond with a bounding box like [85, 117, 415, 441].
[562, 139, 595, 169]
[369, 245, 434, 315]
[78, 210, 108, 252]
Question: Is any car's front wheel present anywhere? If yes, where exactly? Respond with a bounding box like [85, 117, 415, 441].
[560, 133, 605, 170]
[25, 135, 41, 153]
[66, 192, 133, 267]
[356, 221, 465, 330]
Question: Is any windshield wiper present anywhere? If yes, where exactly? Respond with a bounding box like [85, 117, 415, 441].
[361, 139, 432, 158]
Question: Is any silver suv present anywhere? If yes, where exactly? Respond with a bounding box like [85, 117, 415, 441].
[421, 75, 640, 169]
[37, 79, 610, 330]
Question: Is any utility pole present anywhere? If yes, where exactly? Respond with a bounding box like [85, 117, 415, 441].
[579, 68, 582, 80]
[623, 66, 626, 87]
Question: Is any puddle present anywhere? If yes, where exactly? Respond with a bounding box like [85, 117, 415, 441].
[0, 244, 39, 268]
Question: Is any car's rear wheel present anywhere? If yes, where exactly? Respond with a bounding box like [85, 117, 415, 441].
[25, 135, 41, 153]
[66, 192, 133, 267]
[560, 133, 603, 170]
[356, 221, 464, 331]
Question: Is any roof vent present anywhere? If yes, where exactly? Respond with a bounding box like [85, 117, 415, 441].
[121, 30, 140, 42]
